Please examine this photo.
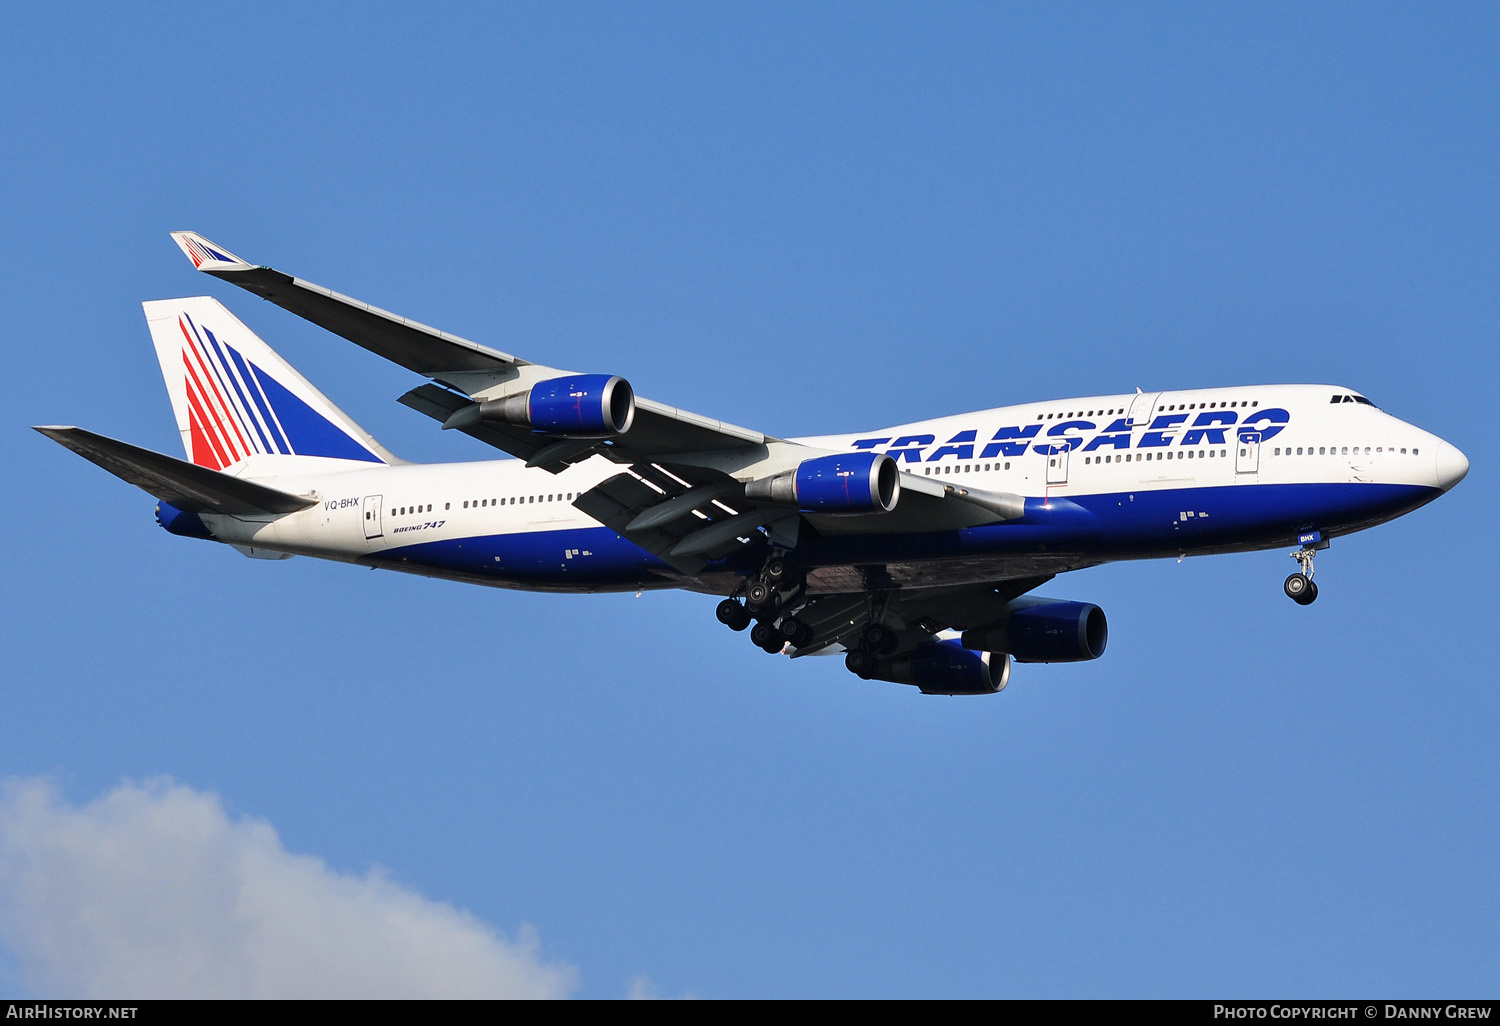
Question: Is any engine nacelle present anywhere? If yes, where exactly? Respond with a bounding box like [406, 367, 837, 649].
[744, 452, 899, 514]
[961, 600, 1108, 663]
[156, 501, 214, 540]
[475, 374, 635, 436]
[863, 640, 1010, 695]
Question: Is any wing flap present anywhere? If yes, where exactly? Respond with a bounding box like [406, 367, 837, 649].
[35, 426, 316, 515]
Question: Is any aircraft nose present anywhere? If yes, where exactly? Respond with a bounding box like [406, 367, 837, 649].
[1435, 441, 1469, 491]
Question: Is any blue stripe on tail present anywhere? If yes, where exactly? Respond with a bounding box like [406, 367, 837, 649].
[248, 362, 382, 462]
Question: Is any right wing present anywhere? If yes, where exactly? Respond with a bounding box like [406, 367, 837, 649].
[169, 232, 1046, 573]
[170, 232, 769, 467]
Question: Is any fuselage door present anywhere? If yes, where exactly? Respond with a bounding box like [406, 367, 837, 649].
[1236, 432, 1261, 475]
[1127, 391, 1161, 429]
[363, 494, 384, 538]
[1047, 447, 1070, 485]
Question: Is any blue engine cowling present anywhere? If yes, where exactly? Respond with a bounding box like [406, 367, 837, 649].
[156, 501, 214, 540]
[988, 601, 1108, 663]
[747, 452, 900, 513]
[526, 374, 635, 435]
[472, 374, 636, 436]
[795, 452, 898, 512]
[865, 640, 1010, 695]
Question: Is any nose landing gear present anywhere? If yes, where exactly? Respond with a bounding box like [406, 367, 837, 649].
[1284, 535, 1329, 606]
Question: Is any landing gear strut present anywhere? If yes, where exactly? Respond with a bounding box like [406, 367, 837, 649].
[1284, 538, 1328, 606]
[720, 552, 809, 654]
[844, 594, 899, 678]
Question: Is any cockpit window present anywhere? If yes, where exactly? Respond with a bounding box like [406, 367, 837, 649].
[1331, 393, 1380, 409]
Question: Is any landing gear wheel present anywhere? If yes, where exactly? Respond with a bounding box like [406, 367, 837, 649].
[750, 621, 784, 653]
[1284, 573, 1317, 605]
[845, 649, 874, 679]
[745, 580, 780, 616]
[763, 556, 793, 586]
[716, 599, 751, 631]
[861, 623, 898, 655]
[779, 616, 813, 648]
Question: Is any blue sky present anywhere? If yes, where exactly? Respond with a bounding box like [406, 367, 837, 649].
[1, 4, 1495, 998]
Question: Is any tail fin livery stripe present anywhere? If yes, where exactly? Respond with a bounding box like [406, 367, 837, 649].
[144, 296, 393, 467]
[191, 311, 294, 457]
[246, 363, 380, 462]
[183, 366, 231, 470]
[181, 352, 235, 465]
[187, 405, 222, 470]
[184, 315, 257, 454]
[185, 311, 379, 465]
[180, 327, 247, 462]
[191, 316, 279, 456]
[231, 343, 295, 455]
[181, 314, 263, 459]
[181, 236, 238, 269]
[206, 326, 277, 455]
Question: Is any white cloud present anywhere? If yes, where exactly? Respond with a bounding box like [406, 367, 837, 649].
[0, 777, 578, 998]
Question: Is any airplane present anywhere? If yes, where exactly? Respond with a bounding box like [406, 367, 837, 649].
[36, 232, 1470, 696]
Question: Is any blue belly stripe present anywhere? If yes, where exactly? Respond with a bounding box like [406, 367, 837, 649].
[369, 481, 1442, 588]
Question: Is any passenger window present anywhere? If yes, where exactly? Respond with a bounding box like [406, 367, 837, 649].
[445, 503, 450, 510]
[1004, 462, 1011, 470]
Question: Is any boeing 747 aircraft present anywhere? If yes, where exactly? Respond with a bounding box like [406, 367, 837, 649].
[38, 233, 1470, 695]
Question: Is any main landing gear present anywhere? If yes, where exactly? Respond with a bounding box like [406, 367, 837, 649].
[1284, 537, 1329, 606]
[718, 554, 810, 654]
[844, 622, 898, 679]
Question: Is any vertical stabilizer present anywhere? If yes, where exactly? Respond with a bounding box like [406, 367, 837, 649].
[143, 297, 397, 469]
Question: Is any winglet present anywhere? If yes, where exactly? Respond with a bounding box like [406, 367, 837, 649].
[170, 231, 254, 272]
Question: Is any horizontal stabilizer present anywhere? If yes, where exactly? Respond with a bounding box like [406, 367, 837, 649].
[34, 426, 317, 515]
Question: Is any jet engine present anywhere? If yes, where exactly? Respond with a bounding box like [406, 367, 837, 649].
[961, 600, 1108, 663]
[469, 374, 635, 436]
[859, 639, 1010, 695]
[744, 452, 899, 514]
[155, 501, 214, 540]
